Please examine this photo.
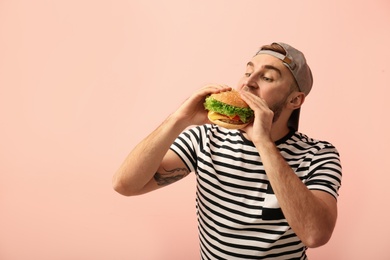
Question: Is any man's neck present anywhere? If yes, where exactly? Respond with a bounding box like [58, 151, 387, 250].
[270, 125, 291, 142]
[242, 124, 290, 143]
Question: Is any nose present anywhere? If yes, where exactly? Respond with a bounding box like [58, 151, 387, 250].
[239, 76, 258, 93]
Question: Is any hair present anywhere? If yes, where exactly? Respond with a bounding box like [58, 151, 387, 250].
[260, 43, 299, 92]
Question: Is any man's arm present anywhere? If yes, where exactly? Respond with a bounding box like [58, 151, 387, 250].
[112, 85, 231, 196]
[255, 141, 337, 248]
[239, 89, 338, 248]
[112, 115, 189, 196]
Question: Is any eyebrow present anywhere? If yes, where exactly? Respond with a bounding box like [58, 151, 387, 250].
[246, 61, 282, 76]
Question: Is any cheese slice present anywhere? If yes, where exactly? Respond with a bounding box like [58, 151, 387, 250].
[208, 111, 238, 121]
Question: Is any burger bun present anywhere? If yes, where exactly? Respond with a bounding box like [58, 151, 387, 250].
[207, 111, 250, 130]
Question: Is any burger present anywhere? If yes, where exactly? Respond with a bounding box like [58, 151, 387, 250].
[204, 90, 254, 129]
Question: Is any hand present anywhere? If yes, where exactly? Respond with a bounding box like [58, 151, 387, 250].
[239, 89, 274, 143]
[172, 84, 231, 126]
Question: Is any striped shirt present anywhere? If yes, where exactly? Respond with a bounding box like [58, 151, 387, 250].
[170, 124, 342, 259]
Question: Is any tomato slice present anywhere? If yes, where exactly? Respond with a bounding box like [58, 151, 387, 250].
[231, 115, 240, 121]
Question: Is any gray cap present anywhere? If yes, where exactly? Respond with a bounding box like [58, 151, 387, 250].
[255, 42, 313, 130]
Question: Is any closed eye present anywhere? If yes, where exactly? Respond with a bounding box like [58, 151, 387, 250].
[262, 76, 273, 82]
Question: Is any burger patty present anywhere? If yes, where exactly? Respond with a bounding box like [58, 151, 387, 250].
[218, 119, 244, 125]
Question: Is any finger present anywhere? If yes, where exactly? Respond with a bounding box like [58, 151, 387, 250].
[239, 89, 265, 107]
[202, 84, 231, 94]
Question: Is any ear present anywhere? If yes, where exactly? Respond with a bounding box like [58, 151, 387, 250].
[288, 92, 305, 109]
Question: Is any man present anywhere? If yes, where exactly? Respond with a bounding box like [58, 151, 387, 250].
[113, 42, 342, 259]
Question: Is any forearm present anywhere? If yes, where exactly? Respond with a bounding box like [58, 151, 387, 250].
[113, 85, 232, 196]
[112, 114, 188, 196]
[255, 140, 337, 247]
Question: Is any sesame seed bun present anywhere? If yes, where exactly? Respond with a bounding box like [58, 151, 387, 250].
[209, 90, 249, 108]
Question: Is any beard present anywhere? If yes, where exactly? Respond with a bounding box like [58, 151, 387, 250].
[269, 93, 290, 123]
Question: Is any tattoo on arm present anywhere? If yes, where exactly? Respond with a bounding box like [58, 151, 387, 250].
[154, 167, 190, 186]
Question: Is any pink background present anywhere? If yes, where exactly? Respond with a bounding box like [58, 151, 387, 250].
[1, 0, 389, 259]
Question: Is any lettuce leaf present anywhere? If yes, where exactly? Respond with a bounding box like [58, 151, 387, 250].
[204, 96, 254, 123]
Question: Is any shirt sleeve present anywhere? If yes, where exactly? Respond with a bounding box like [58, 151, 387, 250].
[305, 145, 342, 200]
[169, 127, 200, 173]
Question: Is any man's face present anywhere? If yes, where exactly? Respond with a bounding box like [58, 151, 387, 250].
[236, 54, 296, 122]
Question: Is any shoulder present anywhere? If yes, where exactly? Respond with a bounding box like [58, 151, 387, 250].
[291, 131, 338, 150]
[278, 131, 341, 161]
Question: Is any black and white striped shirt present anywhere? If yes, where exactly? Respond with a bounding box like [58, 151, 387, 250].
[170, 124, 342, 259]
